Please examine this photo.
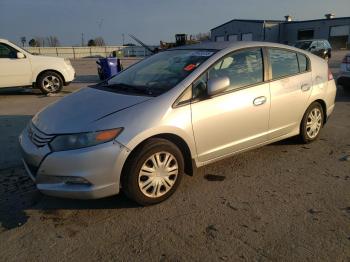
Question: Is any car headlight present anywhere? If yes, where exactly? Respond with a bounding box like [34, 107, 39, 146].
[64, 58, 72, 66]
[50, 128, 123, 152]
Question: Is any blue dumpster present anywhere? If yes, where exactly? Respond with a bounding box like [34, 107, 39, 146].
[96, 58, 122, 80]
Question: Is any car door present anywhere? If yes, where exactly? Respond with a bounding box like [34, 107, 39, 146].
[190, 48, 270, 163]
[268, 48, 313, 139]
[0, 42, 32, 88]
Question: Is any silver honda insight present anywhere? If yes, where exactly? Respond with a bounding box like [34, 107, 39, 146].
[19, 42, 336, 205]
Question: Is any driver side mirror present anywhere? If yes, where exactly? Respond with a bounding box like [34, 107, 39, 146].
[17, 52, 25, 59]
[207, 76, 230, 96]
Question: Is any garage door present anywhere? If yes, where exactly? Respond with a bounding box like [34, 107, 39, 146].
[242, 33, 253, 41]
[215, 36, 225, 42]
[330, 25, 349, 49]
[330, 25, 350, 36]
[228, 34, 239, 41]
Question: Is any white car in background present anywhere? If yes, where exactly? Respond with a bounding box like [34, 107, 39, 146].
[337, 53, 350, 90]
[0, 38, 75, 94]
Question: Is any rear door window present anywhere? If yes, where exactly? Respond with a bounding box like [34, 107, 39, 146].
[269, 49, 299, 79]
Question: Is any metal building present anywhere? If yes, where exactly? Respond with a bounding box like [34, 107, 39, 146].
[211, 14, 350, 49]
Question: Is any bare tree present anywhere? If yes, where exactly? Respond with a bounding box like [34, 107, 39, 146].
[33, 37, 45, 47]
[87, 39, 96, 46]
[46, 36, 60, 47]
[94, 37, 105, 46]
[29, 38, 39, 47]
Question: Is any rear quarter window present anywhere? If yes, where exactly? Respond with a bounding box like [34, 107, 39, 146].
[297, 53, 309, 72]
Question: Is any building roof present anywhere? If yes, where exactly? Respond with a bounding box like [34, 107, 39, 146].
[282, 16, 350, 24]
[211, 16, 350, 31]
[211, 19, 283, 31]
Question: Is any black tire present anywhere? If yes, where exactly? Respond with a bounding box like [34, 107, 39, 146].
[299, 102, 324, 144]
[122, 138, 184, 206]
[36, 71, 63, 94]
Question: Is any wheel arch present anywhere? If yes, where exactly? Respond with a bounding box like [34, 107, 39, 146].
[34, 69, 66, 87]
[302, 99, 328, 128]
[313, 99, 327, 124]
[121, 133, 195, 180]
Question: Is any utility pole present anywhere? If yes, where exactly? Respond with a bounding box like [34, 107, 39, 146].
[81, 33, 85, 47]
[122, 33, 125, 46]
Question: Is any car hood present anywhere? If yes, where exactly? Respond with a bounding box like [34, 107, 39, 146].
[32, 87, 152, 134]
[29, 54, 65, 63]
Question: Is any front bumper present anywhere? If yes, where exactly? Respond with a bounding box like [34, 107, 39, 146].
[19, 128, 129, 199]
[62, 65, 76, 85]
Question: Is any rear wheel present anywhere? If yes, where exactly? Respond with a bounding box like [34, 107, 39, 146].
[299, 102, 324, 143]
[36, 71, 63, 94]
[122, 138, 184, 206]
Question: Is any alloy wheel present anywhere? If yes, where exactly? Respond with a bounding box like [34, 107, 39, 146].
[42, 75, 61, 92]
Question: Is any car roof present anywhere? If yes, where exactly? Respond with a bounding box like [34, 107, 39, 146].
[172, 41, 303, 52]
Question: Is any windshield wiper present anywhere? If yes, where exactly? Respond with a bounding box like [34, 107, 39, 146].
[104, 83, 163, 96]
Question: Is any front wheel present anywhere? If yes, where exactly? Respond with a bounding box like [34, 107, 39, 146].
[122, 138, 184, 206]
[36, 71, 63, 94]
[299, 102, 324, 143]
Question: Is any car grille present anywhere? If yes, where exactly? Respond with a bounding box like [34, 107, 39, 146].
[28, 122, 55, 147]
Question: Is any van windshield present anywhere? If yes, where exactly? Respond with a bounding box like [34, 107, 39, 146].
[106, 49, 215, 96]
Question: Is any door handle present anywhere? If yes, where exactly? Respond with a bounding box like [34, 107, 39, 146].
[253, 96, 267, 106]
[301, 83, 311, 92]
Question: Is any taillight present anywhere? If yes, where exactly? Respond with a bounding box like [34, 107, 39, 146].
[328, 68, 333, 81]
[342, 56, 350, 64]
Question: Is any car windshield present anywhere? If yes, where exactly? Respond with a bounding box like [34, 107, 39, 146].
[294, 41, 312, 50]
[106, 49, 215, 96]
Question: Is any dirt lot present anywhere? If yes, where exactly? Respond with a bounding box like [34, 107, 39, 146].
[0, 54, 349, 261]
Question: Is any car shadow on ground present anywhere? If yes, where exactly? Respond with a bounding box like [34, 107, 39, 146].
[0, 167, 139, 231]
[0, 87, 73, 97]
[0, 87, 41, 95]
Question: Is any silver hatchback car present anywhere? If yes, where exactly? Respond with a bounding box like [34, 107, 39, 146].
[20, 42, 336, 205]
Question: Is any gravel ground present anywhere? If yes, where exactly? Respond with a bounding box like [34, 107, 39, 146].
[0, 54, 349, 261]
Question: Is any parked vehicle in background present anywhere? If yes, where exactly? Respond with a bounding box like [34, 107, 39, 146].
[337, 52, 350, 90]
[0, 39, 75, 94]
[19, 42, 336, 205]
[294, 39, 332, 61]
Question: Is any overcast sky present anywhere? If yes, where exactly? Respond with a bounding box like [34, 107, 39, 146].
[0, 0, 349, 46]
